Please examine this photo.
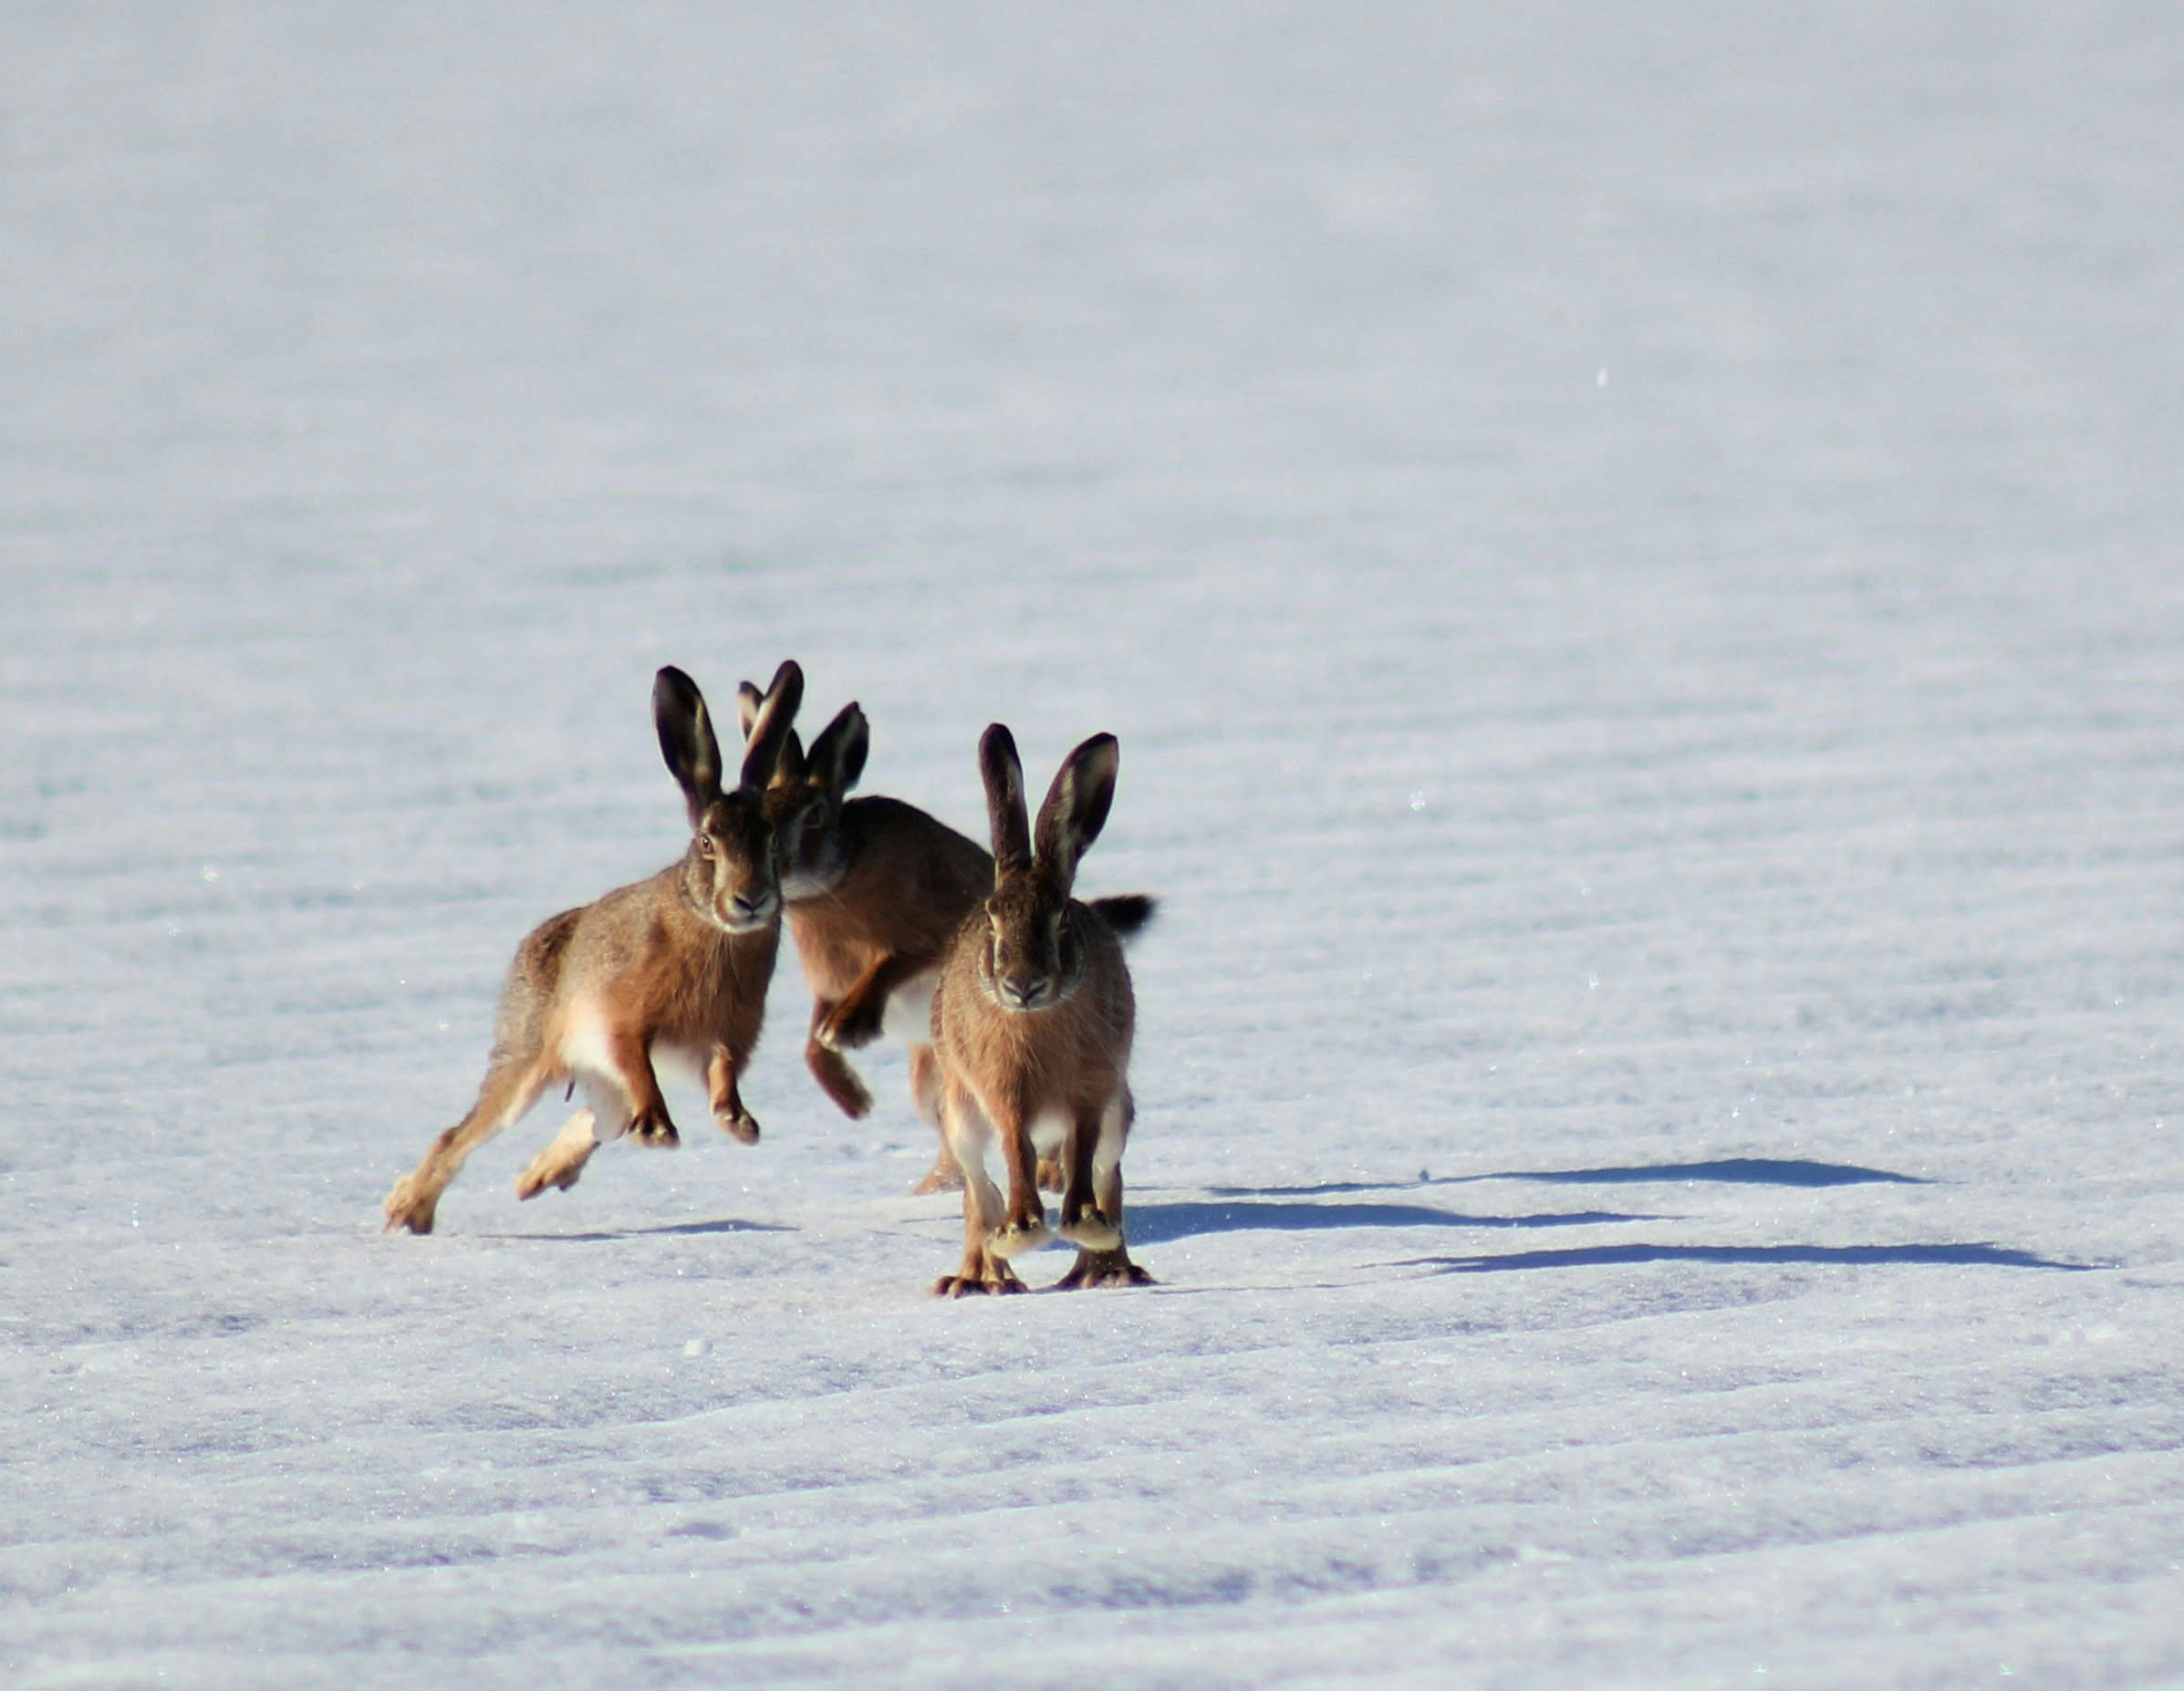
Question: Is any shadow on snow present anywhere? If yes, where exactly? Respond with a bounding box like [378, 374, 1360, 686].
[1395, 1240, 2096, 1274]
[477, 1218, 795, 1243]
[1209, 1157, 1928, 1199]
[1124, 1198, 1659, 1248]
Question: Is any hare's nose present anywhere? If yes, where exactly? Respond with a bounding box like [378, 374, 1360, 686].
[731, 890, 776, 922]
[1000, 976, 1040, 1009]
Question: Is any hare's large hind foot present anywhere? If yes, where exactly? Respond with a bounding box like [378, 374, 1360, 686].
[516, 1111, 599, 1199]
[713, 1108, 760, 1146]
[513, 1157, 586, 1199]
[1056, 1249, 1153, 1290]
[931, 1256, 1028, 1298]
[1056, 1209, 1122, 1251]
[381, 1174, 440, 1235]
[912, 1156, 965, 1195]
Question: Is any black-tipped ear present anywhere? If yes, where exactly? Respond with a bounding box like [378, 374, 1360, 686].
[979, 723, 1031, 877]
[1034, 733, 1118, 889]
[738, 659, 805, 792]
[805, 702, 869, 795]
[655, 666, 724, 824]
[735, 680, 764, 740]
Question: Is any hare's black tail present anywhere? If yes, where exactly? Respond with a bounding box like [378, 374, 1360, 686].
[1088, 894, 1158, 943]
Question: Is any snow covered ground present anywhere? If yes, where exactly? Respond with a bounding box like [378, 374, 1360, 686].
[5, 3, 2183, 1685]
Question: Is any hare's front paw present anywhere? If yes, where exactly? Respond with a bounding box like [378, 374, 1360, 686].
[382, 1176, 439, 1235]
[629, 1113, 681, 1148]
[807, 1045, 872, 1119]
[986, 1215, 1051, 1260]
[714, 1107, 760, 1146]
[1057, 1208, 1121, 1251]
[817, 995, 886, 1053]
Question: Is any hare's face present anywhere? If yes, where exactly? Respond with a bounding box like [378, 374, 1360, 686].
[762, 781, 848, 900]
[691, 792, 781, 933]
[979, 875, 1081, 1013]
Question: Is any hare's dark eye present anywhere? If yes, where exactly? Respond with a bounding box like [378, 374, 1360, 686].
[695, 835, 714, 857]
[801, 803, 827, 832]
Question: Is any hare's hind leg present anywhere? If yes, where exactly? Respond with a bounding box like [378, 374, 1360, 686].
[385, 1055, 556, 1234]
[1057, 1089, 1152, 1289]
[515, 1062, 640, 1199]
[931, 1077, 1025, 1296]
[515, 1063, 631, 1200]
[515, 1106, 599, 1199]
[908, 1044, 965, 1194]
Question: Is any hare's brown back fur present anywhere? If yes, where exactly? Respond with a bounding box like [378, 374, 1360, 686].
[785, 796, 989, 999]
[519, 867, 780, 1072]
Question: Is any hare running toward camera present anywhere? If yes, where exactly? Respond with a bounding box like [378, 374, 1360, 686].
[738, 684, 1155, 1196]
[926, 724, 1152, 1294]
[380, 661, 803, 1235]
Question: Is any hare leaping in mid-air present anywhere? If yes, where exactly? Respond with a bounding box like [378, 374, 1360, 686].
[381, 660, 804, 1235]
[927, 723, 1152, 1295]
[733, 686, 990, 1194]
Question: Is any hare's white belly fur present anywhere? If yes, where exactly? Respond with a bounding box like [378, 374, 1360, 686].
[557, 1000, 707, 1137]
[882, 969, 940, 1046]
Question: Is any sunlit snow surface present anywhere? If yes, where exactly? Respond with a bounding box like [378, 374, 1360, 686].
[5, 4, 2184, 1686]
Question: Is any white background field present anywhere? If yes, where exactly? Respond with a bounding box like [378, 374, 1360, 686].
[5, 4, 2181, 1686]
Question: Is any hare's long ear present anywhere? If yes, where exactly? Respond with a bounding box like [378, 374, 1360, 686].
[655, 666, 724, 825]
[738, 659, 806, 792]
[737, 681, 805, 786]
[979, 723, 1031, 878]
[1034, 733, 1118, 891]
[774, 730, 806, 788]
[805, 702, 869, 796]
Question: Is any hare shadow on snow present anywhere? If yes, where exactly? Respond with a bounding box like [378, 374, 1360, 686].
[1124, 1197, 1665, 1249]
[1131, 1163, 1936, 1249]
[1191, 1162, 2099, 1275]
[1396, 1240, 2099, 1274]
[479, 1218, 796, 1244]
[1209, 1157, 1932, 1200]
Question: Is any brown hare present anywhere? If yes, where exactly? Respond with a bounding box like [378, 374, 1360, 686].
[737, 684, 1155, 1197]
[927, 723, 1152, 1295]
[735, 687, 988, 1193]
[381, 660, 803, 1235]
